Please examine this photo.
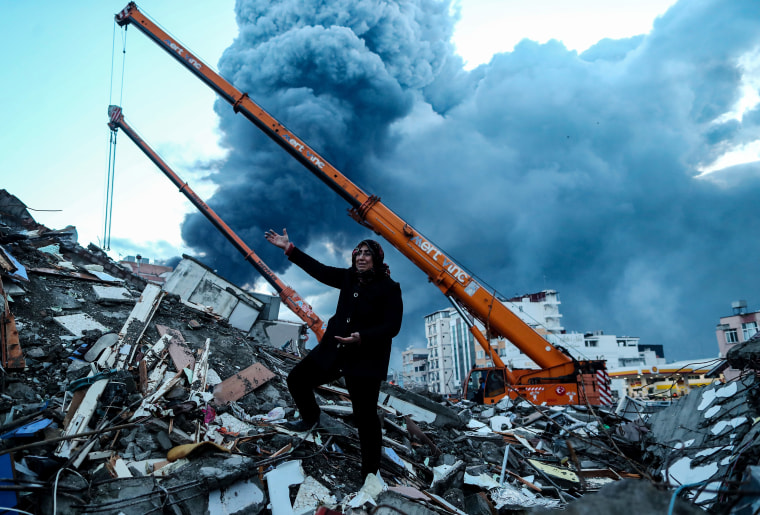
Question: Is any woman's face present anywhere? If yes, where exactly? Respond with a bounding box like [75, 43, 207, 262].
[354, 244, 374, 273]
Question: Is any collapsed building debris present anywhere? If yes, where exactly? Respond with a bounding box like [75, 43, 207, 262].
[0, 188, 758, 514]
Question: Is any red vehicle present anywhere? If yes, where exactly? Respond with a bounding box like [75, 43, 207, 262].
[108, 105, 326, 342]
[114, 3, 612, 405]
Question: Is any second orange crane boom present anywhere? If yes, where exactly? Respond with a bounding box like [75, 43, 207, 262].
[108, 105, 326, 341]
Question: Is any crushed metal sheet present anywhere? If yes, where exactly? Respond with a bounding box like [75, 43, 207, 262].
[491, 482, 563, 510]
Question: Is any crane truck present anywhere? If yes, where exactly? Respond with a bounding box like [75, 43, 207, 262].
[114, 2, 613, 406]
[107, 105, 327, 342]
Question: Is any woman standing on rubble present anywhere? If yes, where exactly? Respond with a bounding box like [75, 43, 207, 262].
[264, 228, 403, 481]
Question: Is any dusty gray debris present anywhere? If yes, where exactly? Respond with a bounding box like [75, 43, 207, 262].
[528, 478, 705, 515]
[1, 189, 759, 515]
[726, 333, 760, 370]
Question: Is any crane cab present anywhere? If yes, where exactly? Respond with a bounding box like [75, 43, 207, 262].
[464, 367, 507, 405]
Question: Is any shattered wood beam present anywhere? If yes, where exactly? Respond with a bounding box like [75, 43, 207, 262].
[70, 416, 111, 469]
[0, 248, 17, 275]
[28, 267, 119, 284]
[404, 415, 440, 455]
[502, 468, 543, 492]
[382, 435, 412, 457]
[189, 339, 210, 399]
[55, 379, 110, 459]
[97, 283, 164, 370]
[142, 333, 172, 370]
[145, 363, 169, 397]
[423, 491, 469, 515]
[131, 370, 186, 421]
[0, 422, 140, 455]
[138, 359, 148, 395]
[0, 277, 25, 369]
[190, 339, 211, 443]
[156, 325, 195, 372]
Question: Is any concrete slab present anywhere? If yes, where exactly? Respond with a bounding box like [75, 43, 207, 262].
[92, 285, 132, 303]
[379, 384, 463, 427]
[293, 476, 336, 514]
[264, 460, 305, 515]
[53, 313, 108, 336]
[208, 476, 267, 515]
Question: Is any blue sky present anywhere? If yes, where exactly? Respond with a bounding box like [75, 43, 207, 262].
[11, 0, 757, 369]
[2, 1, 236, 259]
[2, 0, 676, 260]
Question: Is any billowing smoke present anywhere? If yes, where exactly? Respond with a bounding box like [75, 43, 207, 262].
[182, 0, 760, 365]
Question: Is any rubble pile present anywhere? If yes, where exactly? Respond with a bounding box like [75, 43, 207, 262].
[0, 189, 758, 514]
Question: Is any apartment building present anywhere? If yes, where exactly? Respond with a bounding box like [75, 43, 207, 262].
[716, 300, 760, 381]
[401, 346, 429, 389]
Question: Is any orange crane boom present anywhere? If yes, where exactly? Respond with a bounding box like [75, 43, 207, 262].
[115, 2, 612, 406]
[107, 105, 326, 341]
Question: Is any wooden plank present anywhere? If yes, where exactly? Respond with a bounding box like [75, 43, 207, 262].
[189, 339, 210, 394]
[156, 325, 195, 372]
[145, 363, 169, 397]
[130, 370, 185, 421]
[0, 248, 17, 274]
[28, 267, 118, 284]
[98, 283, 164, 370]
[138, 359, 148, 395]
[55, 379, 109, 458]
[212, 363, 276, 406]
[62, 390, 86, 429]
[142, 333, 171, 370]
[1, 309, 25, 370]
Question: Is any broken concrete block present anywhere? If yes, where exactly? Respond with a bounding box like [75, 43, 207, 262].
[379, 384, 463, 427]
[527, 478, 703, 514]
[85, 477, 167, 514]
[208, 476, 267, 515]
[377, 490, 440, 515]
[92, 284, 132, 303]
[293, 476, 337, 514]
[264, 460, 305, 515]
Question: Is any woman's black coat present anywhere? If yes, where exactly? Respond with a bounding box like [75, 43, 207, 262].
[288, 246, 403, 380]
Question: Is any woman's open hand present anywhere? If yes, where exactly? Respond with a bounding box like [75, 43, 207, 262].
[265, 228, 290, 249]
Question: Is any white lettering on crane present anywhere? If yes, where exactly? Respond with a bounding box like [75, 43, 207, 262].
[280, 135, 326, 169]
[410, 235, 470, 284]
[282, 134, 304, 152]
[164, 39, 202, 70]
[306, 150, 325, 169]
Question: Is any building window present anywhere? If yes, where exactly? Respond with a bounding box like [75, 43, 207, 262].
[725, 329, 738, 344]
[742, 322, 758, 341]
[585, 340, 598, 348]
